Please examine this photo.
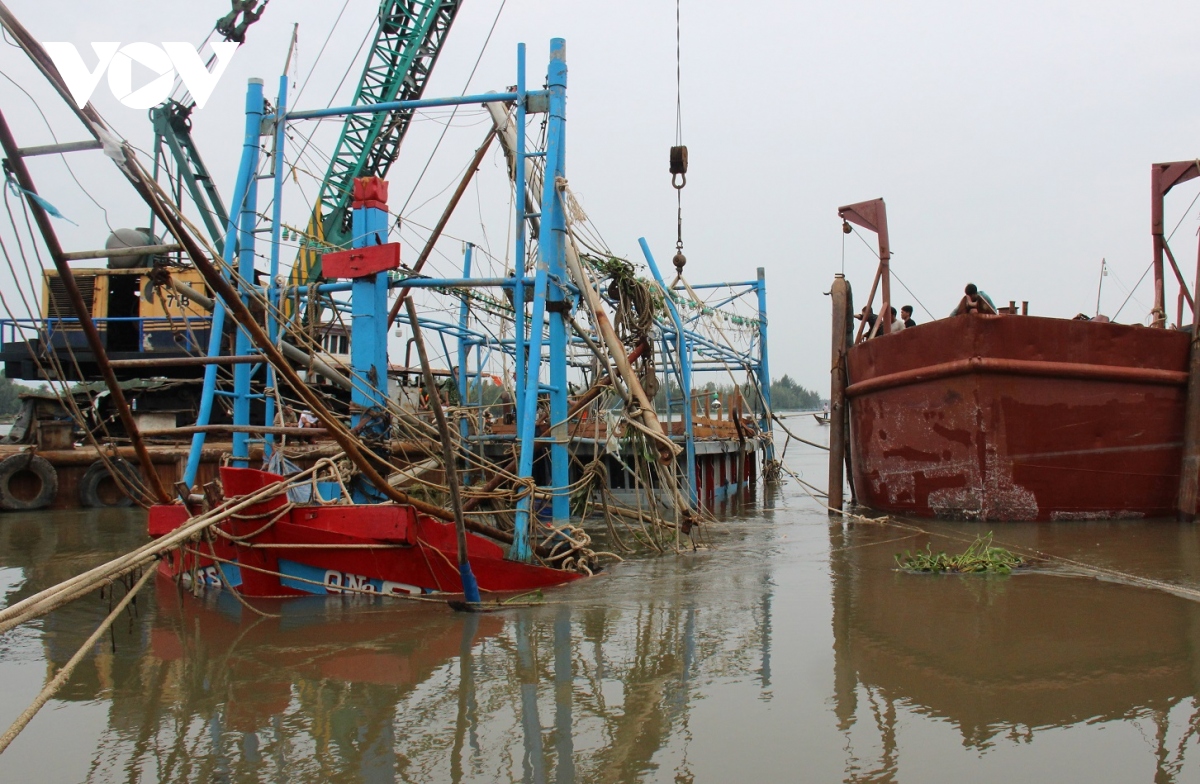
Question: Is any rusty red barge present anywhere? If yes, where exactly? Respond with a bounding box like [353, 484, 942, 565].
[828, 163, 1200, 521]
[845, 314, 1188, 520]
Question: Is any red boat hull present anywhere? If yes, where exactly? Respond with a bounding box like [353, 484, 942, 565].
[150, 467, 583, 597]
[846, 315, 1191, 520]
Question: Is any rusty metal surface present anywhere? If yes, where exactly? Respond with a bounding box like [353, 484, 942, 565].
[846, 314, 1191, 520]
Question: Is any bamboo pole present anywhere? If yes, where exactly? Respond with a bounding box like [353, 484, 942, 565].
[405, 298, 481, 602]
[108, 355, 262, 369]
[0, 567, 155, 755]
[563, 241, 677, 462]
[139, 425, 327, 437]
[386, 128, 496, 328]
[0, 108, 172, 504]
[61, 244, 180, 261]
[854, 264, 883, 343]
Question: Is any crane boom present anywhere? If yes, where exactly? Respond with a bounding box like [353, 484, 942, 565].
[149, 1, 270, 251]
[291, 0, 462, 286]
[151, 101, 230, 251]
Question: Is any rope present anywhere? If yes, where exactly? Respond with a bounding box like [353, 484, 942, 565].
[0, 567, 154, 754]
[675, 0, 683, 148]
[792, 462, 1200, 604]
[671, 0, 687, 259]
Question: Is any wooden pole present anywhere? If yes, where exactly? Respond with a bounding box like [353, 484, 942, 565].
[386, 128, 496, 328]
[405, 297, 481, 602]
[0, 108, 172, 503]
[829, 274, 852, 514]
[564, 242, 677, 462]
[108, 355, 262, 369]
[61, 243, 180, 261]
[0, 567, 155, 754]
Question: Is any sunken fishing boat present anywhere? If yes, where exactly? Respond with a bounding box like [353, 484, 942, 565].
[0, 2, 776, 600]
[827, 178, 1200, 522]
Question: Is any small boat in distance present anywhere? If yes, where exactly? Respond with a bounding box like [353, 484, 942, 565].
[813, 412, 831, 426]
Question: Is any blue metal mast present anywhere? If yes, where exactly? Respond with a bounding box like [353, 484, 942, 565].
[458, 243, 473, 442]
[640, 238, 696, 504]
[511, 39, 569, 561]
[512, 44, 528, 434]
[348, 183, 393, 502]
[756, 266, 774, 462]
[263, 73, 289, 457]
[542, 39, 571, 525]
[231, 80, 265, 465]
[183, 78, 264, 488]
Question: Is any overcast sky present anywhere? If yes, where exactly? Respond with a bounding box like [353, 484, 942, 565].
[1, 0, 1198, 394]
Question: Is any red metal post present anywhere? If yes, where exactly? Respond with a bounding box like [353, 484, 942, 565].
[1152, 166, 1167, 327]
[839, 198, 891, 334]
[1152, 162, 1200, 328]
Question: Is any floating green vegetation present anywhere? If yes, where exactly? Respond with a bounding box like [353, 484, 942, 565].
[895, 533, 1026, 574]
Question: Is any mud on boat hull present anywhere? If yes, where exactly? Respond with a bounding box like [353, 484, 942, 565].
[845, 315, 1191, 521]
[149, 467, 582, 597]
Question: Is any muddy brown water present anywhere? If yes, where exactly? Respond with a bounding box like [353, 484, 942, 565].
[1, 419, 1200, 782]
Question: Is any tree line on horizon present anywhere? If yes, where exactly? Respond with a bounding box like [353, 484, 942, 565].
[652, 373, 822, 413]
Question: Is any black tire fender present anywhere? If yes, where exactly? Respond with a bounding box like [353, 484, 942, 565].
[0, 453, 58, 511]
[78, 459, 140, 508]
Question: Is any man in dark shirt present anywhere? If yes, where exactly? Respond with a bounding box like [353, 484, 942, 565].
[855, 305, 878, 336]
[951, 283, 997, 316]
[901, 305, 917, 329]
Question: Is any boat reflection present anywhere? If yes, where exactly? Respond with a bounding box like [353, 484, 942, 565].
[829, 520, 1200, 782]
[64, 554, 774, 782]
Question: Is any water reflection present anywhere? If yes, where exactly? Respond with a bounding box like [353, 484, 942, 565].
[0, 504, 777, 783]
[829, 520, 1200, 782]
[8, 475, 1200, 782]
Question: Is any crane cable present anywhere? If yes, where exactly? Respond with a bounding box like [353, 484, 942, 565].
[669, 0, 688, 280]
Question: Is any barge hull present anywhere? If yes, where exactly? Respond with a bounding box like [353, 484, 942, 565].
[846, 315, 1191, 520]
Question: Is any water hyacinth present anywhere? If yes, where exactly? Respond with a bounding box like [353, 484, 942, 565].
[895, 532, 1025, 574]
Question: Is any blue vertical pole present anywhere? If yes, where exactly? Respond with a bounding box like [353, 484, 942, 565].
[553, 606, 576, 783]
[542, 39, 570, 524]
[512, 270, 550, 560]
[515, 612, 546, 782]
[349, 186, 391, 503]
[513, 43, 528, 433]
[264, 73, 288, 459]
[511, 39, 568, 562]
[756, 266, 775, 462]
[458, 243, 473, 442]
[231, 79, 265, 465]
[474, 347, 485, 438]
[639, 238, 696, 505]
[184, 78, 262, 487]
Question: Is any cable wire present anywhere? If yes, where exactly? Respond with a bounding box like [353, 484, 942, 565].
[395, 0, 507, 219]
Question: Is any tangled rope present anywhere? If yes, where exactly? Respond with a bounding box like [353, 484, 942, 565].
[538, 520, 620, 576]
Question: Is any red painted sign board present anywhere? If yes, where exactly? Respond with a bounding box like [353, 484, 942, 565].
[322, 243, 401, 279]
